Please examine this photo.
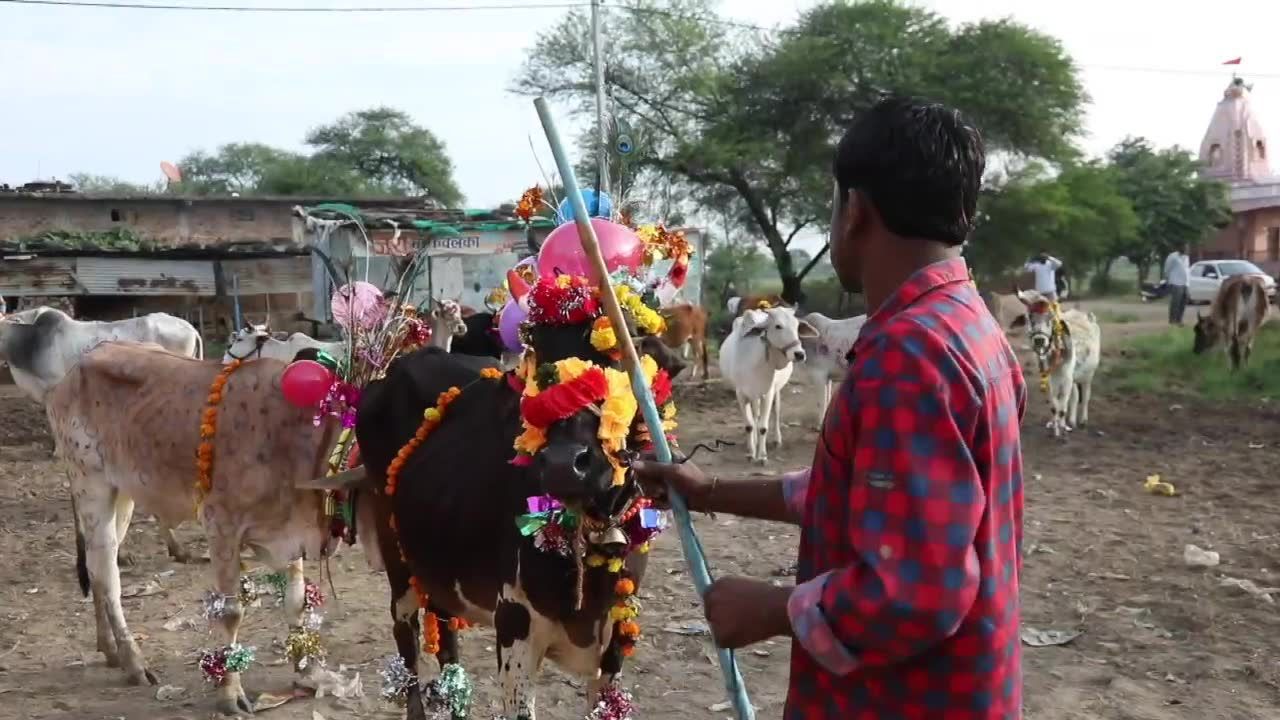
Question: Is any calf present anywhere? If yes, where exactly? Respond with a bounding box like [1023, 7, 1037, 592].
[0, 307, 203, 563]
[659, 302, 709, 380]
[1193, 274, 1271, 371]
[449, 311, 504, 359]
[720, 306, 817, 463]
[1012, 290, 1101, 437]
[47, 343, 341, 714]
[798, 312, 866, 426]
[316, 281, 687, 720]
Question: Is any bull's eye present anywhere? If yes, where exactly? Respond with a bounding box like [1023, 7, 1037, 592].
[775, 324, 782, 330]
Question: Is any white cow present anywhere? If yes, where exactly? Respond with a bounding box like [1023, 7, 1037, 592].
[1011, 290, 1101, 437]
[0, 306, 204, 561]
[719, 306, 817, 463]
[223, 300, 469, 364]
[798, 312, 867, 426]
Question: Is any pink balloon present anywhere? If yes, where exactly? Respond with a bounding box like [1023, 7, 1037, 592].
[331, 281, 385, 331]
[281, 360, 334, 408]
[497, 299, 527, 353]
[536, 218, 644, 279]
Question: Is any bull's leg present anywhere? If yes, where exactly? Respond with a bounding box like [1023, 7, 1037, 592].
[386, 557, 426, 720]
[1066, 382, 1080, 428]
[586, 628, 624, 716]
[756, 389, 777, 464]
[208, 532, 252, 715]
[737, 394, 757, 462]
[1078, 380, 1093, 427]
[772, 387, 784, 447]
[1229, 340, 1243, 372]
[78, 483, 155, 686]
[159, 521, 197, 563]
[496, 595, 540, 720]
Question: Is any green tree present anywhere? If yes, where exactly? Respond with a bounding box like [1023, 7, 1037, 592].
[306, 107, 462, 205]
[67, 173, 164, 194]
[1105, 137, 1232, 282]
[517, 0, 1086, 302]
[178, 142, 297, 194]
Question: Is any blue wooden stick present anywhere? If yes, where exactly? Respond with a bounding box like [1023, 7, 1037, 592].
[534, 97, 755, 720]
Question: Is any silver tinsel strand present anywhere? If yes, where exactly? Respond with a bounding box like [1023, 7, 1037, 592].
[379, 654, 414, 703]
[423, 663, 473, 719]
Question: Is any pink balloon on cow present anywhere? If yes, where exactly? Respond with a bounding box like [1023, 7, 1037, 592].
[536, 218, 644, 279]
[281, 360, 334, 408]
[497, 299, 528, 353]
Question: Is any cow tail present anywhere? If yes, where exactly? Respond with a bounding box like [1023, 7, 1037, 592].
[71, 494, 90, 597]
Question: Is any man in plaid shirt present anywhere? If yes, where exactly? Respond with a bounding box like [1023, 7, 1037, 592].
[634, 97, 1025, 719]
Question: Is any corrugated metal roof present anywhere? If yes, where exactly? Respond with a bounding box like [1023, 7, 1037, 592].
[222, 257, 313, 295]
[76, 257, 216, 296]
[0, 257, 80, 296]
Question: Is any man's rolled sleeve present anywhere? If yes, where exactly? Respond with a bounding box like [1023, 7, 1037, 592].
[794, 375, 984, 671]
[780, 467, 811, 523]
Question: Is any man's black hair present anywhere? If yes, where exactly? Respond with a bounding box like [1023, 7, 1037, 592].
[833, 96, 985, 246]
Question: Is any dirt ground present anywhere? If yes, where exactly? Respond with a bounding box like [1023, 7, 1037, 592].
[1, 298, 1278, 719]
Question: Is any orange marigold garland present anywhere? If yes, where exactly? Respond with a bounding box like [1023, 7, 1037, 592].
[515, 186, 545, 223]
[195, 359, 243, 505]
[611, 572, 642, 657]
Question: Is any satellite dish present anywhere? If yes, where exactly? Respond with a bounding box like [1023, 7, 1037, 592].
[160, 161, 182, 184]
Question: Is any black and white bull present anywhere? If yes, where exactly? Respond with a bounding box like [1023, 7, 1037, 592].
[316, 329, 686, 719]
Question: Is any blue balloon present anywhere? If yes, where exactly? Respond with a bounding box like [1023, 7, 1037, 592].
[555, 189, 613, 226]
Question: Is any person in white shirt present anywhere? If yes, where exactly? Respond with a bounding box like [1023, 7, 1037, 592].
[1024, 251, 1063, 301]
[1163, 244, 1190, 325]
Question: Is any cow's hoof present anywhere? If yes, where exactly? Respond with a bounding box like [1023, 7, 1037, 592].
[125, 666, 158, 686]
[752, 457, 768, 466]
[215, 688, 254, 716]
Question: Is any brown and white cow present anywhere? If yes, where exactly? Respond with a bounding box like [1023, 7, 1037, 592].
[313, 317, 688, 719]
[660, 302, 709, 380]
[47, 342, 341, 714]
[1193, 274, 1272, 371]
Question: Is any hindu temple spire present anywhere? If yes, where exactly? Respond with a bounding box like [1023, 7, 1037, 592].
[1199, 76, 1271, 182]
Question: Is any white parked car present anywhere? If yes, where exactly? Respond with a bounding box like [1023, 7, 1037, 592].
[1187, 259, 1277, 304]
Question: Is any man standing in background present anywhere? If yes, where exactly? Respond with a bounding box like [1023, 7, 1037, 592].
[1164, 244, 1190, 325]
[1024, 251, 1063, 301]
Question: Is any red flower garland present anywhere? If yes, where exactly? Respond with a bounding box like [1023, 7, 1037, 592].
[527, 276, 600, 326]
[650, 369, 672, 407]
[520, 368, 610, 429]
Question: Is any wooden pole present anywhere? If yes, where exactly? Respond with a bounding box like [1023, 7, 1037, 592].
[534, 96, 755, 720]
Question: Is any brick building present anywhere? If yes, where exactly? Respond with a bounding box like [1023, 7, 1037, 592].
[1197, 77, 1280, 275]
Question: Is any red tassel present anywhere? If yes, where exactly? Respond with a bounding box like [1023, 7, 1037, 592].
[651, 370, 673, 407]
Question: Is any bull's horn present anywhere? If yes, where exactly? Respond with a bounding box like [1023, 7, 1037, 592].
[296, 466, 366, 491]
[507, 269, 531, 302]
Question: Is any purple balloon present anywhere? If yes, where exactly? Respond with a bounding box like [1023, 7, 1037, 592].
[497, 299, 527, 353]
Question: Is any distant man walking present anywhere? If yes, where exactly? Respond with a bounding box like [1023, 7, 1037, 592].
[1024, 251, 1063, 301]
[1164, 244, 1190, 325]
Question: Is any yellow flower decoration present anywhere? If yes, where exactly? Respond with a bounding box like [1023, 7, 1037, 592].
[423, 407, 441, 423]
[553, 357, 594, 384]
[514, 424, 548, 455]
[600, 368, 638, 486]
[590, 316, 618, 353]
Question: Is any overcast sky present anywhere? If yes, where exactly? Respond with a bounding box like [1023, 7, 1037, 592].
[2, 0, 1277, 254]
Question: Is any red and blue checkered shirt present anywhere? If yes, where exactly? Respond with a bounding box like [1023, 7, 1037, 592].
[782, 257, 1026, 719]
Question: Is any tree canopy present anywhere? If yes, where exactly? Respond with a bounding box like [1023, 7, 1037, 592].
[169, 108, 462, 204]
[517, 0, 1087, 301]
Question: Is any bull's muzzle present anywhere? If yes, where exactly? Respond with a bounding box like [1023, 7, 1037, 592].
[535, 443, 595, 499]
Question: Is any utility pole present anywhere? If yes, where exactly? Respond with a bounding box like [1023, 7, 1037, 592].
[591, 0, 610, 205]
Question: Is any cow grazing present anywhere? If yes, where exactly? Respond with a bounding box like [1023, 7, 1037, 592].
[1011, 290, 1101, 437]
[0, 307, 203, 562]
[48, 343, 342, 714]
[313, 306, 689, 718]
[660, 302, 709, 380]
[1193, 274, 1272, 371]
[720, 306, 816, 463]
[798, 312, 866, 426]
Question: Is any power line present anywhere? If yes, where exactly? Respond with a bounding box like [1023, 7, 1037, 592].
[0, 0, 585, 12]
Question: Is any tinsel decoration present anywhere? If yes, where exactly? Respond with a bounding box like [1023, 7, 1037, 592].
[587, 684, 635, 720]
[238, 575, 258, 606]
[198, 644, 255, 685]
[303, 580, 324, 611]
[284, 626, 326, 671]
[423, 663, 473, 719]
[301, 608, 324, 632]
[379, 653, 415, 703]
[261, 571, 288, 601]
[201, 591, 232, 622]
